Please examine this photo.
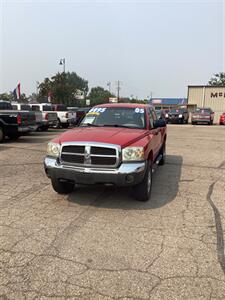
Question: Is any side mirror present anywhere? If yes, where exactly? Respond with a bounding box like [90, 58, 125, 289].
[154, 119, 166, 128]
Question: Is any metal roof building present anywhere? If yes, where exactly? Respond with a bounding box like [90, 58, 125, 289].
[188, 85, 225, 123]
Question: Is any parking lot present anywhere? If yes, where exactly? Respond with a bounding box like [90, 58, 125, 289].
[1, 124, 225, 299]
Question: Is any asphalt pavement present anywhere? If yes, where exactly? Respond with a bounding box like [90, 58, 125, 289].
[0, 125, 225, 300]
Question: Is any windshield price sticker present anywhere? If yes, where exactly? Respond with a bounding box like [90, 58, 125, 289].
[83, 116, 95, 124]
[89, 107, 107, 113]
[135, 108, 144, 114]
[87, 112, 100, 116]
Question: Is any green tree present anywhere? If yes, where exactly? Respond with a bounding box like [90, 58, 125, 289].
[0, 92, 14, 101]
[89, 86, 113, 106]
[208, 73, 225, 86]
[38, 72, 88, 105]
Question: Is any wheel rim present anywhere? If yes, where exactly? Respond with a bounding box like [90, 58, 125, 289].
[147, 169, 152, 193]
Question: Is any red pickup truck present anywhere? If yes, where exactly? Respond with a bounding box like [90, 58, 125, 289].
[44, 103, 167, 201]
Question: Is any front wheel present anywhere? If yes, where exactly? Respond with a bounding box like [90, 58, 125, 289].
[8, 133, 21, 140]
[132, 161, 152, 202]
[61, 123, 69, 129]
[0, 127, 5, 143]
[51, 178, 75, 194]
[159, 143, 166, 165]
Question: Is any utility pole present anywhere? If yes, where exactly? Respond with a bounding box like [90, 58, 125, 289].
[107, 81, 111, 93]
[59, 58, 66, 73]
[116, 80, 122, 101]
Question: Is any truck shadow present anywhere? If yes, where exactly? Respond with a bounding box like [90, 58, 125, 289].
[68, 155, 183, 210]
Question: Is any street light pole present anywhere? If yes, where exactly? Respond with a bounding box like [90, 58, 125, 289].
[59, 58, 66, 73]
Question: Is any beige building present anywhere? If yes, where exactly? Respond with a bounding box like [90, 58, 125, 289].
[188, 85, 225, 123]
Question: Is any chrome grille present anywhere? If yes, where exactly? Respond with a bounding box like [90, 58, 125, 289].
[60, 143, 120, 167]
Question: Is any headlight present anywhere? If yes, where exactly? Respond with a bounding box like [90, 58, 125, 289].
[122, 147, 144, 161]
[47, 142, 60, 158]
[165, 113, 168, 118]
[179, 114, 182, 118]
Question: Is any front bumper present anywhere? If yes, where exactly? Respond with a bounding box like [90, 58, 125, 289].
[167, 117, 184, 123]
[44, 157, 146, 186]
[192, 118, 210, 123]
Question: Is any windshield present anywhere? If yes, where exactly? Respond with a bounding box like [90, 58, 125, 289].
[54, 105, 67, 111]
[80, 107, 146, 129]
[43, 105, 53, 111]
[170, 109, 184, 114]
[21, 105, 31, 111]
[195, 108, 211, 114]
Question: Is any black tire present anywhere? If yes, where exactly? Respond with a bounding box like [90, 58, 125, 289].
[192, 121, 195, 125]
[132, 160, 152, 202]
[8, 133, 21, 140]
[0, 127, 5, 143]
[208, 122, 211, 126]
[55, 119, 61, 129]
[51, 178, 75, 194]
[61, 123, 69, 129]
[158, 143, 166, 166]
[41, 125, 49, 131]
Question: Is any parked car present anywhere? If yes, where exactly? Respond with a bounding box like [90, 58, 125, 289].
[191, 108, 214, 125]
[44, 103, 167, 202]
[0, 100, 37, 138]
[29, 103, 58, 131]
[11, 102, 43, 131]
[166, 108, 189, 124]
[219, 113, 225, 125]
[52, 104, 76, 128]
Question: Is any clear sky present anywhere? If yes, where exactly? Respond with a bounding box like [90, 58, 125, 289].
[0, 0, 224, 99]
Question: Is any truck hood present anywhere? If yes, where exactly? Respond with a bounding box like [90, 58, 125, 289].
[57, 127, 148, 148]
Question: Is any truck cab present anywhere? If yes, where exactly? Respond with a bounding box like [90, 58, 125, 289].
[52, 104, 76, 128]
[29, 103, 57, 131]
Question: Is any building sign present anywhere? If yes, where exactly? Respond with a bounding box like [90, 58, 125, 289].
[152, 99, 162, 104]
[211, 92, 225, 98]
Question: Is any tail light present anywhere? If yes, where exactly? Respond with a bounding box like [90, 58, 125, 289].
[17, 114, 22, 125]
[45, 113, 49, 120]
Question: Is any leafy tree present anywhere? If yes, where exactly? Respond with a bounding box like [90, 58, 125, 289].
[88, 86, 113, 106]
[38, 72, 88, 105]
[0, 92, 14, 101]
[208, 73, 225, 86]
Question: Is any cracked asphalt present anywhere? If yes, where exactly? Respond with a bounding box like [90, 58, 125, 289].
[0, 125, 225, 300]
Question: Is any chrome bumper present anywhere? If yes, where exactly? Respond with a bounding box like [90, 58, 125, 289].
[44, 157, 146, 186]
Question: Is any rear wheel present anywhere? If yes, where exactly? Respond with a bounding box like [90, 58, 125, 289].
[8, 133, 21, 140]
[51, 178, 75, 194]
[61, 123, 69, 129]
[41, 125, 49, 131]
[0, 127, 5, 143]
[192, 121, 196, 125]
[132, 160, 152, 202]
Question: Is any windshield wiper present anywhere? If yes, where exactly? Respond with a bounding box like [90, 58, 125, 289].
[102, 124, 139, 129]
[80, 123, 100, 127]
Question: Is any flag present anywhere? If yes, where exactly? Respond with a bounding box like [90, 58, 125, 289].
[13, 83, 21, 100]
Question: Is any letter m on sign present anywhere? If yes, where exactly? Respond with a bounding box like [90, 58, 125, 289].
[211, 92, 218, 98]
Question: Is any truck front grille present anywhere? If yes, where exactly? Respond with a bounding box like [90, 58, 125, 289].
[60, 143, 119, 167]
